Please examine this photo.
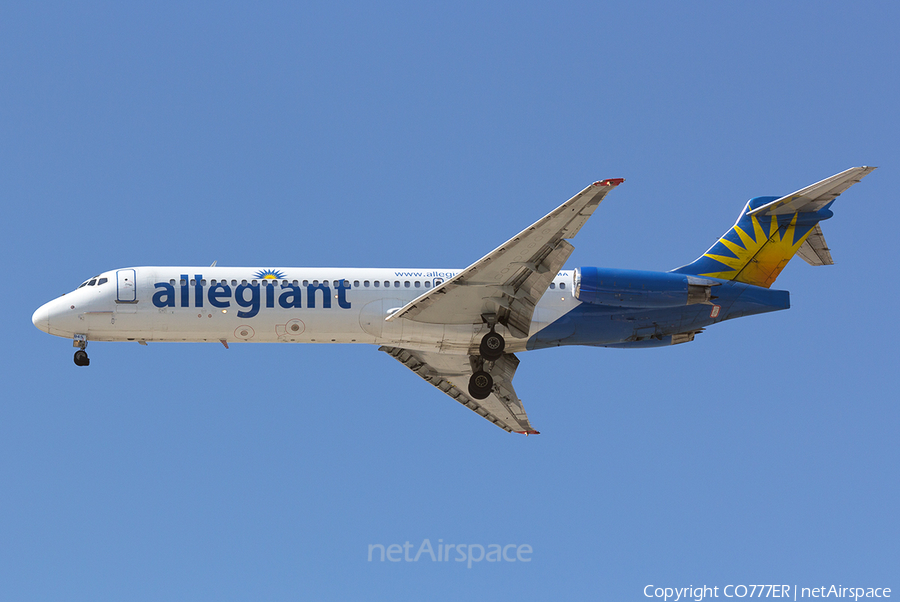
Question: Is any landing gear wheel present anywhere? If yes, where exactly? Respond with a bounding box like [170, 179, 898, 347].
[479, 331, 505, 361]
[73, 349, 90, 367]
[468, 370, 493, 400]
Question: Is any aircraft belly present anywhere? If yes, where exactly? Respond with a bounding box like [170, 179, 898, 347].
[372, 321, 479, 353]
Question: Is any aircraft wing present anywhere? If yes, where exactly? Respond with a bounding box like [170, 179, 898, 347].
[386, 178, 625, 338]
[747, 166, 876, 216]
[379, 346, 539, 434]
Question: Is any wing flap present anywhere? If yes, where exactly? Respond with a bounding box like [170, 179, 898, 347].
[380, 346, 539, 434]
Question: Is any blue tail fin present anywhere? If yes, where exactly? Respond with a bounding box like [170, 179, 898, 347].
[671, 167, 874, 288]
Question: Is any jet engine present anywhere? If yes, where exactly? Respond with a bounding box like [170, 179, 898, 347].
[574, 267, 717, 308]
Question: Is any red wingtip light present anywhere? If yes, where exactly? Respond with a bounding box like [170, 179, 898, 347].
[594, 178, 625, 187]
[514, 429, 541, 436]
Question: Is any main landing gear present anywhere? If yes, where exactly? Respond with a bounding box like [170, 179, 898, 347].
[467, 328, 506, 400]
[468, 370, 493, 399]
[73, 338, 90, 367]
[479, 330, 505, 361]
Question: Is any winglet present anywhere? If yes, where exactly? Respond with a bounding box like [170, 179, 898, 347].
[595, 178, 625, 187]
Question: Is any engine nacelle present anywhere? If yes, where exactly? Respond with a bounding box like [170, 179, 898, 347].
[574, 267, 717, 308]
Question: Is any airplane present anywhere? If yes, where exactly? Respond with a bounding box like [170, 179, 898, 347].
[32, 166, 875, 434]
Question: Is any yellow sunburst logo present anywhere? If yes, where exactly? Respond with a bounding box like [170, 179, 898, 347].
[254, 269, 286, 280]
[700, 213, 813, 288]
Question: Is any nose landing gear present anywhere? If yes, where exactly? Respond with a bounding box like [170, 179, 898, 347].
[73, 338, 90, 367]
[74, 350, 89, 366]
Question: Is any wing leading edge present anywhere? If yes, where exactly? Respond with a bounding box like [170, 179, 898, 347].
[386, 178, 625, 338]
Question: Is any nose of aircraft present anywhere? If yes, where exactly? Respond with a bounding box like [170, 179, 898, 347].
[32, 303, 51, 333]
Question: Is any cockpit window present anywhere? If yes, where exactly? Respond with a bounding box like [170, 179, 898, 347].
[78, 275, 102, 288]
[97, 277, 108, 285]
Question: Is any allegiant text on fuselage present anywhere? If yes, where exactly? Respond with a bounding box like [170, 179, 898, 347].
[152, 275, 352, 318]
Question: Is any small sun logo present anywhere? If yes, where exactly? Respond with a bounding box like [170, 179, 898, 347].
[254, 269, 286, 280]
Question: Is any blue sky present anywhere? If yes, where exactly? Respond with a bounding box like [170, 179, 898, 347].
[3, 2, 898, 600]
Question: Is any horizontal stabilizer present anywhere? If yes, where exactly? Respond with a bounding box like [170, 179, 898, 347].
[748, 166, 875, 216]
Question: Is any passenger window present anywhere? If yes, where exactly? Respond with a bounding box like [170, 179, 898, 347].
[374, 281, 380, 287]
[424, 282, 431, 288]
[404, 281, 410, 288]
[241, 279, 247, 285]
[231, 280, 237, 286]
[414, 281, 421, 288]
[353, 280, 360, 287]
[560, 282, 566, 289]
[201, 279, 207, 286]
[303, 280, 309, 287]
[190, 279, 196, 286]
[550, 282, 556, 289]
[181, 279, 187, 286]
[169, 279, 176, 285]
[394, 281, 400, 288]
[364, 281, 370, 287]
[384, 281, 389, 287]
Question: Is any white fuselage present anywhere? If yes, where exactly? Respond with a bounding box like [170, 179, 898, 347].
[33, 267, 579, 355]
